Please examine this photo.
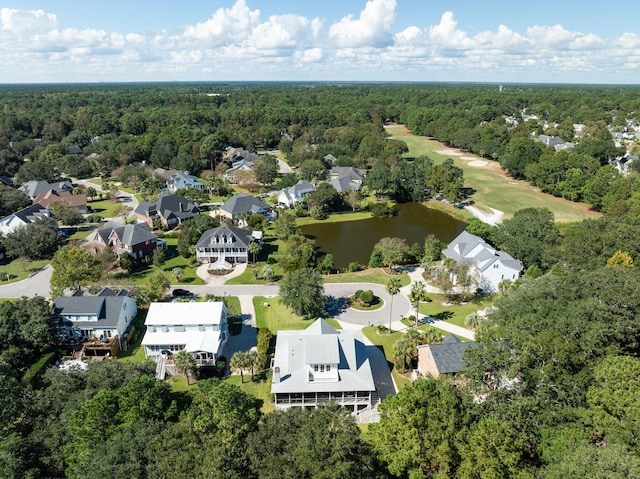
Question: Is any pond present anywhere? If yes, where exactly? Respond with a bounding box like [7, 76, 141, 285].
[300, 202, 467, 269]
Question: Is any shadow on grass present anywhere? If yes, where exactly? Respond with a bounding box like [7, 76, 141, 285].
[324, 295, 349, 316]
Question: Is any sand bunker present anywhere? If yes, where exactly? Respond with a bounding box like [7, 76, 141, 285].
[468, 160, 488, 167]
[437, 149, 462, 156]
[460, 156, 477, 161]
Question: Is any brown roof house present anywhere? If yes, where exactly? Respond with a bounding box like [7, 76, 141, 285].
[90, 221, 165, 260]
[417, 335, 476, 379]
[34, 190, 87, 214]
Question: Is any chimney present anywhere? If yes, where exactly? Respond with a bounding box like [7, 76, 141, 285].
[179, 201, 184, 212]
[273, 366, 280, 384]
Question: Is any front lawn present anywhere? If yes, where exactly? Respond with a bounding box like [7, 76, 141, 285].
[0, 258, 49, 284]
[253, 296, 341, 333]
[86, 198, 124, 218]
[362, 326, 412, 389]
[295, 210, 373, 226]
[418, 294, 495, 328]
[323, 267, 410, 286]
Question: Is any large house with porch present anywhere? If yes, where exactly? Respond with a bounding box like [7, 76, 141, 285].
[142, 301, 229, 369]
[195, 225, 262, 268]
[53, 288, 137, 355]
[442, 230, 522, 293]
[271, 318, 376, 412]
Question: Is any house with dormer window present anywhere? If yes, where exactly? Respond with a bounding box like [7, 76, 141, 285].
[442, 230, 522, 293]
[195, 225, 262, 268]
[270, 318, 376, 412]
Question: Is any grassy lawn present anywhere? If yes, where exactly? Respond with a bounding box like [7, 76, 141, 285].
[323, 268, 410, 286]
[225, 374, 275, 413]
[362, 326, 412, 389]
[0, 258, 49, 284]
[400, 319, 472, 342]
[295, 210, 373, 226]
[124, 246, 204, 287]
[418, 294, 495, 328]
[254, 296, 341, 333]
[167, 375, 191, 392]
[86, 198, 125, 218]
[387, 124, 600, 223]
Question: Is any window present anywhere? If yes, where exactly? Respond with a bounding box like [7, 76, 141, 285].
[320, 365, 325, 373]
[313, 365, 319, 372]
[326, 365, 331, 372]
[493, 264, 499, 269]
[199, 324, 205, 331]
[174, 325, 185, 332]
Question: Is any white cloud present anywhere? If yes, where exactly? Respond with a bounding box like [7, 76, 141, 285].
[329, 0, 396, 48]
[182, 0, 260, 45]
[247, 14, 319, 50]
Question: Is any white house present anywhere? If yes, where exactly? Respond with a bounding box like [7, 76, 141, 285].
[271, 318, 376, 413]
[142, 301, 229, 366]
[277, 180, 316, 207]
[442, 231, 522, 293]
[0, 203, 52, 235]
[166, 171, 206, 193]
[195, 225, 262, 267]
[53, 288, 137, 353]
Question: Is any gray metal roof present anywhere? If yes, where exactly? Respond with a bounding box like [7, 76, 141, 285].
[12, 203, 51, 224]
[96, 222, 157, 247]
[271, 319, 375, 394]
[443, 230, 521, 273]
[54, 292, 132, 329]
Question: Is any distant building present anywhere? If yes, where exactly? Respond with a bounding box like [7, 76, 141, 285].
[90, 221, 165, 260]
[0, 203, 53, 235]
[195, 225, 262, 268]
[134, 193, 200, 229]
[34, 189, 87, 214]
[217, 193, 271, 223]
[19, 180, 73, 200]
[166, 171, 206, 193]
[277, 180, 316, 207]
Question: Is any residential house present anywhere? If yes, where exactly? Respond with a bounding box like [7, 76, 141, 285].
[323, 154, 338, 165]
[134, 193, 200, 229]
[0, 175, 14, 187]
[277, 180, 316, 207]
[535, 134, 574, 151]
[0, 203, 53, 235]
[217, 193, 271, 223]
[328, 166, 366, 184]
[223, 157, 258, 184]
[166, 171, 206, 193]
[67, 145, 83, 155]
[34, 189, 87, 214]
[142, 301, 229, 368]
[417, 334, 476, 378]
[195, 225, 262, 267]
[19, 180, 73, 200]
[442, 230, 522, 293]
[54, 288, 137, 354]
[271, 318, 376, 412]
[90, 221, 165, 260]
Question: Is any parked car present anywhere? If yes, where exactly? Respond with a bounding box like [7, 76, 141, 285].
[172, 288, 194, 297]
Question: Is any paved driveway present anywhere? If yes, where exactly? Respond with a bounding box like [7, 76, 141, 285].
[0, 265, 53, 298]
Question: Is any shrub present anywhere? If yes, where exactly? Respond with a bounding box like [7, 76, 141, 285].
[347, 262, 364, 272]
[359, 290, 374, 305]
[354, 290, 364, 300]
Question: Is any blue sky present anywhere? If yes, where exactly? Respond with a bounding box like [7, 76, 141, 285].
[1, 0, 639, 84]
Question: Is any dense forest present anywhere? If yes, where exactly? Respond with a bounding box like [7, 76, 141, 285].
[1, 83, 640, 478]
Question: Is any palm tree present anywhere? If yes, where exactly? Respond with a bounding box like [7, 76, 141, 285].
[248, 241, 261, 264]
[230, 351, 248, 383]
[171, 267, 184, 282]
[385, 276, 402, 334]
[393, 337, 414, 373]
[87, 186, 97, 201]
[409, 280, 427, 325]
[174, 349, 196, 386]
[246, 350, 264, 378]
[465, 312, 482, 329]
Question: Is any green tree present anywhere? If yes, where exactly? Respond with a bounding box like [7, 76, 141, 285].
[0, 185, 31, 217]
[385, 276, 402, 334]
[4, 217, 61, 260]
[86, 186, 97, 201]
[422, 234, 446, 266]
[254, 155, 279, 186]
[152, 246, 166, 267]
[50, 201, 84, 226]
[279, 234, 316, 272]
[50, 246, 101, 296]
[96, 245, 117, 278]
[370, 378, 467, 478]
[279, 268, 325, 318]
[392, 337, 414, 372]
[272, 211, 298, 240]
[372, 237, 409, 269]
[246, 405, 380, 479]
[307, 182, 341, 215]
[299, 159, 326, 184]
[230, 351, 249, 383]
[174, 349, 196, 386]
[177, 215, 219, 258]
[409, 280, 427, 323]
[256, 328, 273, 359]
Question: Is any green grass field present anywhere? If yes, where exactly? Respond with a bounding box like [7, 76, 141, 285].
[386, 124, 600, 223]
[323, 268, 410, 286]
[253, 296, 341, 332]
[362, 326, 411, 389]
[418, 294, 495, 328]
[0, 258, 49, 284]
[225, 374, 275, 413]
